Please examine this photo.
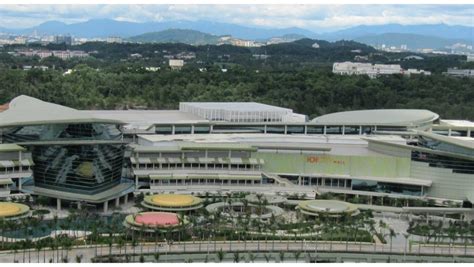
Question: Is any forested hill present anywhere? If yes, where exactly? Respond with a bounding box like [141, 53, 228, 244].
[0, 66, 473, 120]
[0, 40, 473, 120]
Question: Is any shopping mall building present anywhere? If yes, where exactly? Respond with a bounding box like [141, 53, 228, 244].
[0, 95, 473, 212]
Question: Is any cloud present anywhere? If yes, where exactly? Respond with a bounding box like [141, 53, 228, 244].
[0, 4, 472, 30]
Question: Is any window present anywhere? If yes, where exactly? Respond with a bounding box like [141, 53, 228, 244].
[344, 126, 360, 135]
[155, 125, 173, 134]
[362, 126, 375, 135]
[324, 179, 331, 187]
[325, 126, 342, 135]
[377, 126, 407, 132]
[174, 125, 192, 134]
[266, 126, 285, 134]
[287, 125, 305, 134]
[212, 125, 264, 133]
[352, 179, 422, 196]
[307, 126, 324, 134]
[194, 125, 211, 134]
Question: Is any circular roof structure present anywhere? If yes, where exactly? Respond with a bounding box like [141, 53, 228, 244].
[135, 212, 179, 227]
[311, 109, 439, 127]
[0, 202, 30, 219]
[124, 212, 189, 232]
[142, 194, 203, 211]
[206, 201, 284, 220]
[151, 194, 195, 207]
[298, 200, 359, 217]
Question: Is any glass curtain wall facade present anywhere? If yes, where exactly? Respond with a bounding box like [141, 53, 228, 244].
[2, 123, 125, 195]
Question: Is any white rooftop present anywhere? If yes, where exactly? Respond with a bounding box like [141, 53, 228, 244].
[0, 95, 122, 128]
[138, 133, 407, 157]
[312, 109, 439, 126]
[180, 102, 292, 112]
[439, 120, 474, 128]
[85, 110, 206, 130]
[179, 102, 304, 122]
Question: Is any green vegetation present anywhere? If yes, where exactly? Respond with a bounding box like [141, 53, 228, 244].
[1, 40, 472, 119]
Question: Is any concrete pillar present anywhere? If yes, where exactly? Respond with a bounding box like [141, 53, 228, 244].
[103, 201, 108, 213]
[77, 202, 82, 210]
[124, 194, 128, 204]
[57, 198, 61, 211]
[18, 177, 22, 190]
[115, 197, 120, 207]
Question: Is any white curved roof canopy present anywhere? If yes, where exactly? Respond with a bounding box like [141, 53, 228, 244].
[0, 95, 123, 127]
[311, 109, 439, 127]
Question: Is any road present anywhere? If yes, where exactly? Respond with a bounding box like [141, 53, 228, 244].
[1, 239, 473, 263]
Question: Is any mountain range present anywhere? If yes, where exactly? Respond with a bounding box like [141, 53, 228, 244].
[0, 19, 472, 50]
[353, 33, 472, 50]
[129, 29, 221, 45]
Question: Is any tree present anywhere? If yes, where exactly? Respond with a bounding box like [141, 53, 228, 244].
[233, 252, 240, 263]
[75, 254, 83, 263]
[403, 233, 411, 259]
[217, 248, 225, 262]
[294, 251, 301, 263]
[389, 228, 398, 253]
[264, 253, 271, 263]
[35, 240, 43, 263]
[249, 252, 256, 263]
[279, 251, 285, 262]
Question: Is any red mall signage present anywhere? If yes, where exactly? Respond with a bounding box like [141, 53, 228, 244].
[306, 156, 345, 165]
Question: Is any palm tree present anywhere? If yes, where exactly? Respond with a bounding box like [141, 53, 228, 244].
[131, 238, 138, 262]
[35, 240, 43, 263]
[75, 254, 83, 263]
[271, 226, 277, 251]
[459, 223, 469, 256]
[447, 225, 457, 256]
[294, 251, 301, 262]
[403, 233, 410, 259]
[389, 228, 397, 253]
[264, 253, 271, 263]
[279, 251, 285, 262]
[233, 252, 240, 263]
[249, 252, 256, 262]
[117, 236, 125, 255]
[217, 248, 225, 262]
[0, 218, 5, 249]
[154, 252, 160, 262]
[153, 228, 160, 254]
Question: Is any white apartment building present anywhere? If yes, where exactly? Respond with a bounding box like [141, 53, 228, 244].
[333, 62, 430, 78]
[169, 59, 184, 70]
[333, 62, 403, 78]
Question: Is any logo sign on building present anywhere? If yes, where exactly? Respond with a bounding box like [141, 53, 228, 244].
[306, 156, 345, 165]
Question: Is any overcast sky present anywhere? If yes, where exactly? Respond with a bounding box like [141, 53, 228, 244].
[0, 5, 472, 31]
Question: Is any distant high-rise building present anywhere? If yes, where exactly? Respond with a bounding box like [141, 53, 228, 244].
[53, 35, 72, 46]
